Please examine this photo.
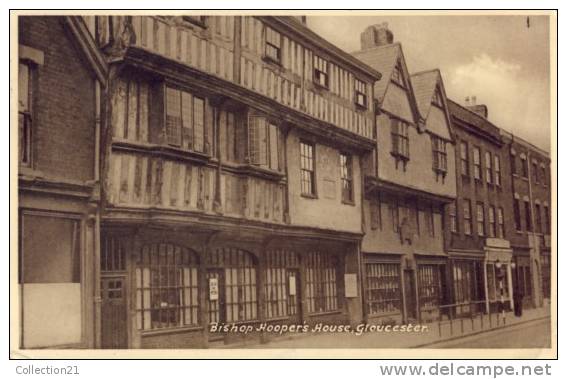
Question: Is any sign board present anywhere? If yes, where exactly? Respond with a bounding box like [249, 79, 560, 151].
[289, 275, 296, 296]
[344, 274, 358, 298]
[209, 277, 219, 301]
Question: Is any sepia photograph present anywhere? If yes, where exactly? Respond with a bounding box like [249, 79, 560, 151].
[10, 10, 556, 358]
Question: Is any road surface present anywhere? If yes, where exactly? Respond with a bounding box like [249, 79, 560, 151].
[426, 318, 551, 348]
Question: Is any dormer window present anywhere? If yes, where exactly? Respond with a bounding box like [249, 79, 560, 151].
[354, 78, 367, 109]
[313, 55, 329, 88]
[264, 26, 281, 63]
[391, 60, 405, 87]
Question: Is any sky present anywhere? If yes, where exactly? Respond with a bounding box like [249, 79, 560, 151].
[307, 15, 552, 152]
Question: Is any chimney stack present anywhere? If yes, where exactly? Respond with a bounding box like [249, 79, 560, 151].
[361, 22, 394, 50]
[465, 96, 488, 118]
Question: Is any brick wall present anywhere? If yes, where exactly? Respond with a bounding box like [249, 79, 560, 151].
[19, 16, 95, 182]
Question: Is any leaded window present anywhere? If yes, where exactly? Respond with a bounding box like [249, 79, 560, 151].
[165, 86, 205, 152]
[265, 26, 281, 63]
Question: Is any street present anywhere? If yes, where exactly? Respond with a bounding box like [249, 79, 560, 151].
[425, 318, 552, 348]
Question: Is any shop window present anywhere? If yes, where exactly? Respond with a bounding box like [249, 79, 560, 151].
[365, 263, 401, 316]
[19, 62, 33, 167]
[313, 55, 329, 88]
[136, 243, 199, 330]
[20, 213, 81, 348]
[354, 78, 367, 108]
[165, 86, 205, 153]
[300, 141, 316, 196]
[264, 26, 281, 63]
[460, 141, 469, 177]
[207, 248, 258, 323]
[418, 265, 441, 310]
[340, 153, 353, 203]
[265, 250, 300, 319]
[391, 118, 409, 162]
[305, 252, 338, 313]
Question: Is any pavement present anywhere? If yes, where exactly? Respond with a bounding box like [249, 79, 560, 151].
[240, 305, 551, 349]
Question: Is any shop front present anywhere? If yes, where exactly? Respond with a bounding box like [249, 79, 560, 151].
[484, 238, 514, 314]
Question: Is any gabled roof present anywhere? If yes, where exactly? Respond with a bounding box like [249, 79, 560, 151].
[351, 43, 421, 124]
[411, 69, 454, 140]
[351, 43, 400, 104]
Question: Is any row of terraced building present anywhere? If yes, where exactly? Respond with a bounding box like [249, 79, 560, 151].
[16, 15, 551, 349]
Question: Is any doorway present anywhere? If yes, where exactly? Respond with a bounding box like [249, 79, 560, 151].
[403, 269, 418, 322]
[101, 276, 128, 348]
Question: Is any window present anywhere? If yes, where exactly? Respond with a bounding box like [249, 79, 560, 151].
[488, 205, 496, 237]
[448, 202, 458, 233]
[524, 200, 532, 231]
[136, 243, 199, 330]
[391, 118, 409, 160]
[354, 78, 367, 108]
[521, 156, 528, 178]
[365, 263, 401, 316]
[207, 248, 258, 323]
[265, 250, 300, 319]
[514, 198, 522, 231]
[533, 162, 539, 183]
[370, 196, 382, 230]
[497, 207, 505, 238]
[460, 141, 469, 176]
[432, 87, 443, 107]
[391, 60, 404, 87]
[452, 261, 482, 311]
[535, 204, 542, 233]
[418, 265, 441, 310]
[511, 153, 517, 175]
[476, 203, 485, 236]
[463, 199, 472, 235]
[494, 155, 501, 187]
[485, 151, 493, 185]
[300, 141, 315, 196]
[340, 153, 353, 203]
[248, 115, 281, 171]
[165, 87, 205, 153]
[19, 62, 33, 166]
[264, 26, 281, 63]
[427, 207, 435, 237]
[391, 202, 400, 233]
[432, 136, 448, 175]
[305, 252, 338, 313]
[541, 166, 547, 186]
[473, 146, 482, 181]
[544, 206, 550, 234]
[313, 55, 329, 88]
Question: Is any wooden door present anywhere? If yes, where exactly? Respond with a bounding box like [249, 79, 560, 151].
[101, 276, 128, 349]
[286, 269, 302, 323]
[403, 269, 418, 322]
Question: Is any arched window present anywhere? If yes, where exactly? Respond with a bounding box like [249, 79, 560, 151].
[207, 248, 257, 323]
[136, 243, 199, 330]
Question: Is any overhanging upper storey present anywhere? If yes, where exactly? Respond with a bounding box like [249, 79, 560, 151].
[85, 15, 381, 149]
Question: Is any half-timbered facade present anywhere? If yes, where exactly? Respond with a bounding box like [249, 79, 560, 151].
[84, 15, 380, 348]
[352, 24, 457, 324]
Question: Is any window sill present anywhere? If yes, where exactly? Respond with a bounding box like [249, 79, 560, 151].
[222, 162, 285, 182]
[112, 139, 211, 165]
[341, 199, 356, 207]
[301, 193, 318, 200]
[390, 152, 410, 161]
[312, 81, 330, 92]
[140, 325, 203, 337]
[262, 55, 283, 68]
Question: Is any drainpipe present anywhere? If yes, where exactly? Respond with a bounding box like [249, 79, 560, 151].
[93, 79, 102, 348]
[525, 147, 541, 308]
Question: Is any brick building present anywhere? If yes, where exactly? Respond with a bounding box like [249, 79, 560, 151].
[17, 16, 107, 348]
[353, 24, 457, 324]
[500, 130, 551, 309]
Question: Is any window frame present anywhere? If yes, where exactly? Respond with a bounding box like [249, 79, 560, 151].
[524, 200, 532, 232]
[432, 135, 448, 177]
[476, 202, 485, 237]
[449, 202, 458, 234]
[514, 198, 522, 231]
[365, 262, 402, 316]
[164, 85, 206, 154]
[313, 55, 329, 89]
[494, 155, 501, 187]
[497, 207, 505, 238]
[299, 140, 316, 197]
[463, 199, 472, 236]
[391, 60, 405, 88]
[485, 151, 493, 185]
[473, 146, 482, 182]
[354, 78, 367, 109]
[264, 26, 282, 64]
[488, 205, 496, 238]
[19, 61, 34, 167]
[391, 118, 410, 162]
[340, 152, 354, 204]
[305, 252, 338, 314]
[460, 141, 469, 177]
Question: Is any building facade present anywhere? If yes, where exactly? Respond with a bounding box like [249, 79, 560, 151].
[17, 16, 107, 348]
[353, 24, 457, 325]
[86, 15, 380, 348]
[500, 130, 551, 309]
